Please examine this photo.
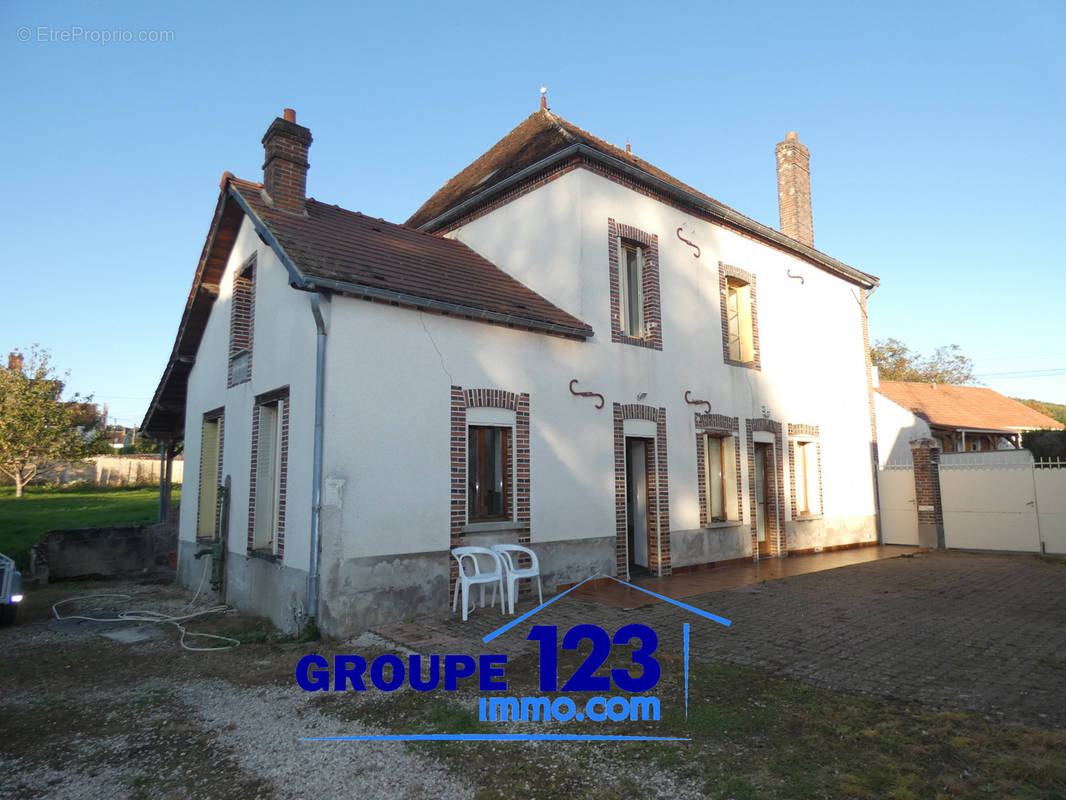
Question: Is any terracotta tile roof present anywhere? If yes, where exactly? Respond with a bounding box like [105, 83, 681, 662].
[405, 109, 877, 288]
[228, 178, 592, 338]
[877, 381, 1065, 432]
[407, 110, 735, 230]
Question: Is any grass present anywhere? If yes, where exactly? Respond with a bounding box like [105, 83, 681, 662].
[311, 650, 1066, 800]
[0, 484, 180, 567]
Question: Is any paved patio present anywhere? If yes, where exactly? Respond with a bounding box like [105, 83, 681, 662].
[374, 550, 1066, 731]
[575, 545, 919, 608]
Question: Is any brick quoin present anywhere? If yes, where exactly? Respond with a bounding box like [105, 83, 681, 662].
[910, 438, 945, 548]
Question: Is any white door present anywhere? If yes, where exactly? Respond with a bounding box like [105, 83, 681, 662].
[878, 466, 919, 545]
[626, 438, 649, 568]
[755, 443, 768, 555]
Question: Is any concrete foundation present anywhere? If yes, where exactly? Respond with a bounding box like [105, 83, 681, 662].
[177, 539, 308, 634]
[787, 514, 878, 552]
[671, 524, 751, 567]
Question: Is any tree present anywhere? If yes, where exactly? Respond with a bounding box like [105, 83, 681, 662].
[870, 337, 977, 385]
[1014, 398, 1066, 426]
[0, 347, 92, 497]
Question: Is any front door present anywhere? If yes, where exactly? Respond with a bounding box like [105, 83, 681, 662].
[755, 443, 771, 557]
[626, 437, 650, 570]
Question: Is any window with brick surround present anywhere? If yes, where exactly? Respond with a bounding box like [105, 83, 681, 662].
[695, 413, 742, 527]
[248, 388, 288, 556]
[608, 219, 662, 350]
[788, 424, 822, 518]
[719, 263, 760, 369]
[450, 388, 531, 555]
[228, 256, 255, 387]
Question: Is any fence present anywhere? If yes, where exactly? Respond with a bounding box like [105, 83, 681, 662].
[56, 455, 184, 487]
[878, 448, 1066, 554]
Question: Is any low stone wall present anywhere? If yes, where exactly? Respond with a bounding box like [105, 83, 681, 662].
[34, 524, 178, 581]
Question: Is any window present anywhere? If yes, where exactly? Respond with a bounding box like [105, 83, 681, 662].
[703, 433, 739, 522]
[726, 277, 754, 363]
[250, 392, 287, 554]
[608, 220, 662, 350]
[228, 257, 255, 387]
[794, 439, 821, 516]
[620, 242, 644, 338]
[468, 425, 511, 521]
[719, 263, 759, 369]
[197, 413, 223, 540]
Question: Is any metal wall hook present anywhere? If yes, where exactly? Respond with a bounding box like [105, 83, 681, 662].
[569, 379, 605, 409]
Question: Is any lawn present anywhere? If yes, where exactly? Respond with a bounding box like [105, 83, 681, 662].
[0, 485, 180, 567]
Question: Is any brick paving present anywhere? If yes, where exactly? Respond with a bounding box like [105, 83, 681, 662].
[374, 551, 1066, 731]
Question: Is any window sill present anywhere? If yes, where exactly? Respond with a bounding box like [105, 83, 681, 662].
[793, 513, 824, 521]
[462, 521, 525, 534]
[723, 357, 760, 371]
[617, 334, 661, 351]
[703, 519, 744, 531]
[248, 548, 280, 563]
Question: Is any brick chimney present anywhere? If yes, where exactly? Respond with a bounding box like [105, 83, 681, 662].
[7, 352, 23, 372]
[261, 108, 313, 215]
[775, 131, 813, 248]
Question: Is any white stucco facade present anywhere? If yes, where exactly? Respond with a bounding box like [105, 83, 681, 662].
[874, 391, 932, 466]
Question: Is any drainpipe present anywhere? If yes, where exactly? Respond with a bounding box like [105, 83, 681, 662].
[307, 293, 328, 623]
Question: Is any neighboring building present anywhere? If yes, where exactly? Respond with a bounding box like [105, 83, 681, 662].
[143, 104, 881, 635]
[876, 381, 1065, 457]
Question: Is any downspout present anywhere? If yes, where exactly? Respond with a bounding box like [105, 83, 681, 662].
[307, 293, 328, 624]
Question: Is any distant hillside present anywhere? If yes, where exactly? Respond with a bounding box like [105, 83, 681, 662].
[1013, 398, 1066, 426]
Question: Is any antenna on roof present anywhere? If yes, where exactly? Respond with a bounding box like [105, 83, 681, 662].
[626, 139, 631, 154]
[540, 85, 547, 110]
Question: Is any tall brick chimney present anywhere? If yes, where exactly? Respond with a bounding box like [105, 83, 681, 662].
[262, 108, 313, 215]
[7, 352, 23, 372]
[775, 131, 813, 248]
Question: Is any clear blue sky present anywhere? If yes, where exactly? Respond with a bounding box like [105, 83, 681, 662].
[4, 0, 1064, 428]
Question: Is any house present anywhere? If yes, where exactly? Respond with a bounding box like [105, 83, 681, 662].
[875, 381, 1065, 461]
[143, 103, 881, 635]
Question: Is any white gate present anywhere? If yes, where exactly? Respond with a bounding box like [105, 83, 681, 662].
[877, 464, 918, 545]
[940, 456, 1041, 552]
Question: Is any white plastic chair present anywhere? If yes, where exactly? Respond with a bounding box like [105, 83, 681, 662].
[451, 546, 505, 622]
[491, 544, 543, 615]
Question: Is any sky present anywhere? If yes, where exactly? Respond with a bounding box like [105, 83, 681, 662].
[3, 0, 1064, 428]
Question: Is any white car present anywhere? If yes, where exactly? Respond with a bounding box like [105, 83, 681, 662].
[0, 553, 23, 625]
